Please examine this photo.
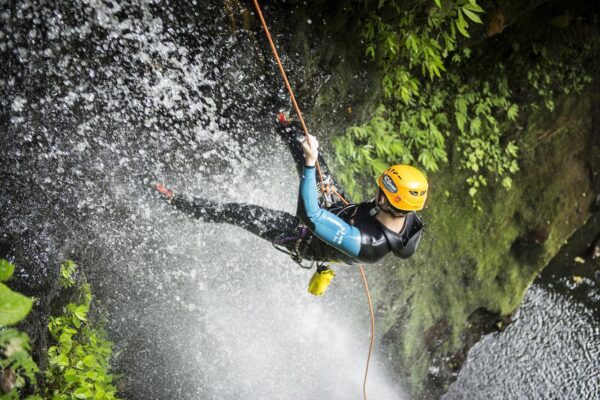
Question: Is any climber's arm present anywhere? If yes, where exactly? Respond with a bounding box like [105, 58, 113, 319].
[299, 166, 361, 257]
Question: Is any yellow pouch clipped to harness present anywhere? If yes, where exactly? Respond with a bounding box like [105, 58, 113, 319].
[308, 268, 335, 296]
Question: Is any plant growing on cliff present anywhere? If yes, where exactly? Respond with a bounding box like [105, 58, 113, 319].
[44, 261, 121, 400]
[363, 0, 484, 103]
[0, 259, 39, 400]
[335, 0, 520, 201]
[0, 259, 122, 399]
[335, 1, 595, 202]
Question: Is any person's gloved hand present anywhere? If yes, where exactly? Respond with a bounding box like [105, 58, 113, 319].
[302, 133, 319, 167]
[154, 183, 174, 200]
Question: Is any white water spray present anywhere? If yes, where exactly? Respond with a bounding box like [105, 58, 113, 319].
[0, 1, 407, 398]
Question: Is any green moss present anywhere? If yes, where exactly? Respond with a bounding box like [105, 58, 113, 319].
[371, 93, 597, 396]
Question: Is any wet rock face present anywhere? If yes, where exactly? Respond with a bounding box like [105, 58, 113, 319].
[221, 30, 266, 88]
[368, 3, 600, 398]
[509, 226, 550, 264]
[423, 309, 512, 398]
[585, 233, 600, 260]
[0, 1, 280, 398]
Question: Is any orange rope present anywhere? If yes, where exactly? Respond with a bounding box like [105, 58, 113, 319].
[250, 2, 375, 399]
[359, 265, 375, 399]
[250, 0, 327, 194]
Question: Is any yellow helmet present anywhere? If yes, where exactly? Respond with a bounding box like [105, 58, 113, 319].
[377, 165, 428, 211]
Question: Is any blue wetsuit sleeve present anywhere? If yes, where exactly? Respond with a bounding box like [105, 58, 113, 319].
[300, 166, 362, 257]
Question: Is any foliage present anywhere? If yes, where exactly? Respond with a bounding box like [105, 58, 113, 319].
[525, 42, 594, 113]
[363, 0, 485, 103]
[59, 261, 77, 289]
[45, 262, 120, 400]
[0, 259, 39, 400]
[338, 0, 514, 201]
[335, 1, 595, 202]
[334, 64, 520, 201]
[0, 329, 40, 400]
[0, 259, 121, 400]
[451, 69, 520, 197]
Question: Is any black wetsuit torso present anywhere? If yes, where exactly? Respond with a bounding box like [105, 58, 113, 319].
[302, 200, 423, 265]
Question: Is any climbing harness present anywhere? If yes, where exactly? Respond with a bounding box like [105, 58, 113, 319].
[271, 226, 313, 269]
[251, 1, 376, 399]
[273, 230, 334, 296]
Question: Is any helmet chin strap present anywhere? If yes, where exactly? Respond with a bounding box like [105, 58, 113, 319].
[371, 190, 398, 217]
[371, 196, 408, 217]
[369, 204, 381, 216]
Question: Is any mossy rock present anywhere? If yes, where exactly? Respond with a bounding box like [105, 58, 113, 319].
[370, 91, 599, 398]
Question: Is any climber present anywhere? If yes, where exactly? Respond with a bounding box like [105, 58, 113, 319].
[154, 114, 428, 293]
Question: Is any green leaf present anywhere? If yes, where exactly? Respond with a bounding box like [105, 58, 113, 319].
[83, 355, 96, 368]
[507, 104, 519, 121]
[0, 283, 33, 326]
[48, 345, 58, 357]
[74, 387, 92, 399]
[462, 8, 482, 23]
[464, 1, 484, 13]
[0, 259, 15, 281]
[470, 118, 482, 134]
[74, 305, 88, 322]
[455, 112, 467, 133]
[434, 0, 442, 8]
[365, 46, 375, 60]
[86, 370, 99, 381]
[65, 368, 78, 383]
[59, 332, 72, 344]
[60, 333, 73, 353]
[50, 354, 70, 367]
[456, 12, 470, 37]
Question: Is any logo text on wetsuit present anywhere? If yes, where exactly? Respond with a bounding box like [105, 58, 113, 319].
[382, 175, 398, 193]
[333, 227, 346, 244]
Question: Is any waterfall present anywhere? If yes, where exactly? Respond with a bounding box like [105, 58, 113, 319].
[0, 1, 405, 398]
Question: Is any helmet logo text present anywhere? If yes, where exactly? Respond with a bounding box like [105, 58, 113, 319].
[382, 175, 398, 193]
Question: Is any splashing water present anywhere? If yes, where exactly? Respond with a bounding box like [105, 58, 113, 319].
[443, 285, 599, 400]
[0, 1, 406, 398]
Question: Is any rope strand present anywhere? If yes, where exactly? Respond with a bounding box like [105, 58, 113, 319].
[251, 2, 375, 399]
[251, 0, 327, 193]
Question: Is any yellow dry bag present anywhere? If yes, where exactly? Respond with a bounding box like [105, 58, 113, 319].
[307, 267, 335, 296]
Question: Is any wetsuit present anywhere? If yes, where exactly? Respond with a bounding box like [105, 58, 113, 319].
[170, 121, 423, 266]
